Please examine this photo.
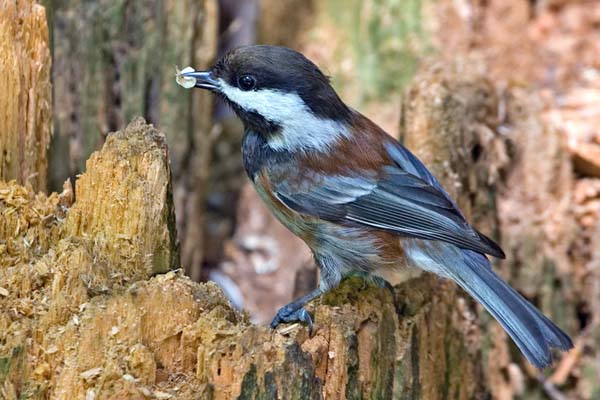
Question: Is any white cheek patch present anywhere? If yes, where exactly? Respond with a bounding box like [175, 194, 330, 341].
[218, 79, 349, 152]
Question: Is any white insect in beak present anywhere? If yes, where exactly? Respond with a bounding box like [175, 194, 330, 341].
[175, 66, 197, 89]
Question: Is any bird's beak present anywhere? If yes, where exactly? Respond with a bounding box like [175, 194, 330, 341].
[182, 70, 220, 91]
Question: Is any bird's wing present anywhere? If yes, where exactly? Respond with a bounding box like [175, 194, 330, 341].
[274, 140, 505, 258]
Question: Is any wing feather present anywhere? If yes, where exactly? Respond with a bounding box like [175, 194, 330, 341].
[274, 140, 505, 258]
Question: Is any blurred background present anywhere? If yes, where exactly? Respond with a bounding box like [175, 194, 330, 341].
[32, 0, 600, 397]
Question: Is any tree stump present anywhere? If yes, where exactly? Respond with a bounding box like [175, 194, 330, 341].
[0, 119, 180, 399]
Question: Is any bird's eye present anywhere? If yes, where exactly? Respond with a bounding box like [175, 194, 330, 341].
[238, 75, 256, 91]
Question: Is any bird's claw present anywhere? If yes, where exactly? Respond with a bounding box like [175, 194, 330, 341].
[271, 305, 313, 335]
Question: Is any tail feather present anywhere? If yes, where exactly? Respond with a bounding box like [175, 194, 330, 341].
[406, 240, 573, 369]
[519, 293, 573, 351]
[451, 250, 573, 369]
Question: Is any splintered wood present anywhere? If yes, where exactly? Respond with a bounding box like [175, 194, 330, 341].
[0, 0, 52, 192]
[65, 118, 179, 278]
[0, 119, 182, 398]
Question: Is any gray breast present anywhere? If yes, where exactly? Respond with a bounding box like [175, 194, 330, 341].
[242, 130, 291, 179]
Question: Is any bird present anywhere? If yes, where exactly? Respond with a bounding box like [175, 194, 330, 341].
[181, 45, 573, 369]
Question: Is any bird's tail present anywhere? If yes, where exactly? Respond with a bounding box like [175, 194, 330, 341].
[406, 241, 573, 369]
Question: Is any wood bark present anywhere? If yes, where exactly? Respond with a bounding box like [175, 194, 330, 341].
[494, 90, 582, 398]
[0, 0, 52, 192]
[432, 1, 597, 396]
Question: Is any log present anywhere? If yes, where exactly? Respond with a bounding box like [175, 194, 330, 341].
[64, 118, 179, 277]
[1, 64, 509, 398]
[0, 0, 52, 192]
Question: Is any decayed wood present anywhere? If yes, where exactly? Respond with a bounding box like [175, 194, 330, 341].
[495, 90, 581, 398]
[401, 68, 510, 226]
[64, 118, 179, 277]
[0, 119, 180, 399]
[2, 65, 508, 398]
[433, 1, 598, 396]
[49, 0, 216, 178]
[401, 67, 529, 399]
[178, 0, 220, 282]
[0, 0, 52, 192]
[399, 66, 514, 396]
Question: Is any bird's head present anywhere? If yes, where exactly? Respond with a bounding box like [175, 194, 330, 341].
[183, 45, 354, 151]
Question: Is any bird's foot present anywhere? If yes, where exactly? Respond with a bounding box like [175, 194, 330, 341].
[270, 304, 313, 335]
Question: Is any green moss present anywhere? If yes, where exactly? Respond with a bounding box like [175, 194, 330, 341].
[0, 357, 11, 385]
[326, 0, 431, 103]
[47, 0, 201, 190]
[0, 347, 24, 387]
[238, 364, 259, 400]
[237, 344, 322, 400]
[373, 307, 397, 399]
[344, 333, 361, 399]
[321, 276, 370, 306]
[282, 343, 323, 400]
[238, 369, 281, 400]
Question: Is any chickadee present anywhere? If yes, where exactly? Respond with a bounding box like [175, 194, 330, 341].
[182, 45, 572, 369]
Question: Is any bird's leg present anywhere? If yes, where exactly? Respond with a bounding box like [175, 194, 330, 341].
[271, 254, 342, 334]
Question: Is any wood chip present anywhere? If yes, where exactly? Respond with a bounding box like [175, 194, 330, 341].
[80, 367, 102, 380]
